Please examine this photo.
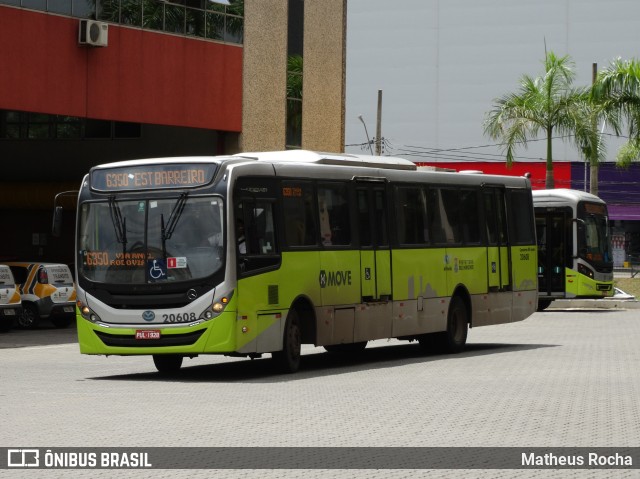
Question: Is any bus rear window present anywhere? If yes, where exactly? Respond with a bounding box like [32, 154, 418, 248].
[509, 190, 535, 244]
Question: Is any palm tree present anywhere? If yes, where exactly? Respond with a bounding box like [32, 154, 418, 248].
[484, 51, 591, 189]
[591, 58, 640, 167]
[572, 88, 616, 196]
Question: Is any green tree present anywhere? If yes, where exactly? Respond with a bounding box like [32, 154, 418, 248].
[591, 58, 640, 167]
[484, 51, 594, 189]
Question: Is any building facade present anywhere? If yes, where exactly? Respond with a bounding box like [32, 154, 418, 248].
[0, 0, 346, 263]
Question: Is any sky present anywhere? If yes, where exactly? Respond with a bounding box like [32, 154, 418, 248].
[345, 0, 640, 164]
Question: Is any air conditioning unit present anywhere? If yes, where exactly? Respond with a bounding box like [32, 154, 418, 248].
[79, 20, 109, 47]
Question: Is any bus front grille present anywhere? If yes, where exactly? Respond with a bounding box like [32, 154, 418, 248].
[94, 330, 205, 348]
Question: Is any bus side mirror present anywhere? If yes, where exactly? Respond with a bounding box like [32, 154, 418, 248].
[51, 189, 79, 238]
[52, 206, 63, 238]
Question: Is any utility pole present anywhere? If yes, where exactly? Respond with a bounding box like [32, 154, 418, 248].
[590, 63, 599, 197]
[375, 89, 382, 155]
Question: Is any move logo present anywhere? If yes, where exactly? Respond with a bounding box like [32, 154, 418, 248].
[319, 269, 352, 288]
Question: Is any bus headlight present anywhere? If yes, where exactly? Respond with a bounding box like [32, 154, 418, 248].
[77, 300, 101, 322]
[200, 295, 231, 321]
[212, 297, 229, 313]
[578, 263, 595, 279]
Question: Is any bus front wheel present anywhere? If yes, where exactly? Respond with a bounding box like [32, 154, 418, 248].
[272, 309, 301, 373]
[153, 355, 183, 374]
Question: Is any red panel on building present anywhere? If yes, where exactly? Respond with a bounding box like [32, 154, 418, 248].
[0, 7, 242, 131]
[416, 161, 572, 190]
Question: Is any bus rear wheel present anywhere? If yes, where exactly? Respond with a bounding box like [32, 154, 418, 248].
[153, 355, 183, 374]
[444, 295, 468, 353]
[272, 309, 301, 373]
[418, 296, 468, 354]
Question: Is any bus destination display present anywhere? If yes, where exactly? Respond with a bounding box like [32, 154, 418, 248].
[91, 164, 217, 191]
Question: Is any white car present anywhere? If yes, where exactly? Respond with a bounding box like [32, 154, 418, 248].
[0, 265, 22, 332]
[5, 262, 76, 329]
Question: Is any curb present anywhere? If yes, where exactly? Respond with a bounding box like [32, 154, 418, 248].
[547, 299, 640, 310]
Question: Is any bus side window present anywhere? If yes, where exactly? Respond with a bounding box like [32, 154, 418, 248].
[484, 191, 498, 245]
[282, 181, 317, 247]
[396, 186, 428, 245]
[440, 188, 461, 244]
[428, 187, 460, 244]
[318, 183, 351, 246]
[508, 190, 535, 245]
[357, 189, 372, 247]
[240, 200, 277, 256]
[459, 189, 481, 244]
[236, 199, 280, 276]
[427, 188, 446, 244]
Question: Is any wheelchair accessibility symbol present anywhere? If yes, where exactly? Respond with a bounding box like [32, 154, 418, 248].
[148, 258, 167, 281]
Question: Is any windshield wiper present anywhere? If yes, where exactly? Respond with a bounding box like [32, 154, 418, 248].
[108, 196, 127, 255]
[161, 192, 188, 257]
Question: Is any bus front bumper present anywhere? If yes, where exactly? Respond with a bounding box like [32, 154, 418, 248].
[77, 311, 238, 356]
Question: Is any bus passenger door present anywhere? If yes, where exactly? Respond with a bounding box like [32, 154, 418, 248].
[356, 184, 391, 301]
[536, 208, 570, 296]
[483, 187, 511, 291]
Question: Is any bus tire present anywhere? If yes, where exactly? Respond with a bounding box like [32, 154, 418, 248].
[443, 295, 468, 353]
[272, 309, 301, 373]
[324, 341, 367, 353]
[17, 304, 39, 329]
[153, 355, 183, 374]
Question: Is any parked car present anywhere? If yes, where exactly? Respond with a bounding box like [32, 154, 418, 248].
[0, 264, 22, 332]
[5, 262, 76, 329]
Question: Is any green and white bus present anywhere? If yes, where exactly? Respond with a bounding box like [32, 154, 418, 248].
[533, 189, 614, 310]
[71, 150, 538, 373]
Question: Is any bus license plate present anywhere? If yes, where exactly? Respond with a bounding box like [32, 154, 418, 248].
[64, 306, 75, 313]
[135, 330, 161, 340]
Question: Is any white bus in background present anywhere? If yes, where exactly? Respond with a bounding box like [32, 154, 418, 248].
[532, 189, 614, 310]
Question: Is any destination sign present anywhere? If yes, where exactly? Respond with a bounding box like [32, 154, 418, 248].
[584, 203, 606, 215]
[91, 163, 217, 192]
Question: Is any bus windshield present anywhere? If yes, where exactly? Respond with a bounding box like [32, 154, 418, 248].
[78, 195, 224, 284]
[578, 202, 611, 265]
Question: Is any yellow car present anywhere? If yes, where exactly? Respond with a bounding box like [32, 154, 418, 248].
[5, 262, 76, 329]
[0, 264, 22, 332]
